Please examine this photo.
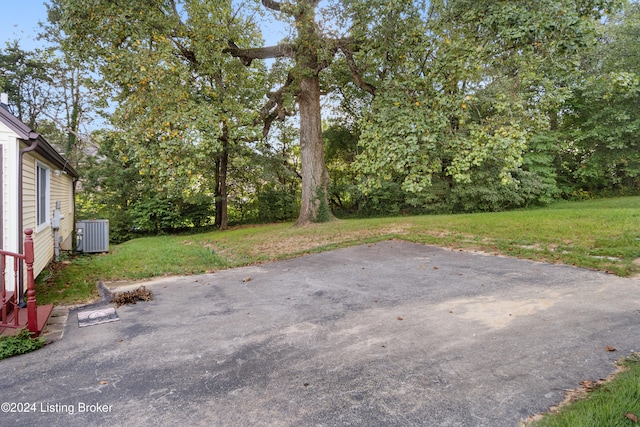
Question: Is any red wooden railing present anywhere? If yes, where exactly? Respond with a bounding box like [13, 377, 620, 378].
[0, 229, 39, 335]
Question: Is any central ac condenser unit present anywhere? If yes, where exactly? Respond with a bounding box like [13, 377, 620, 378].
[76, 220, 109, 253]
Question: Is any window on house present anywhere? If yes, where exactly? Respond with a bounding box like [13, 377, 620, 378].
[37, 163, 50, 227]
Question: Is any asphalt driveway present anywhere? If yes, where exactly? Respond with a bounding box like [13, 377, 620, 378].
[2, 240, 640, 426]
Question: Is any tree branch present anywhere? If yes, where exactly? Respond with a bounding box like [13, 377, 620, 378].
[168, 0, 180, 18]
[316, 38, 344, 72]
[257, 74, 296, 137]
[261, 0, 283, 12]
[262, 0, 321, 13]
[39, 109, 95, 150]
[224, 41, 294, 66]
[173, 40, 199, 65]
[338, 42, 377, 96]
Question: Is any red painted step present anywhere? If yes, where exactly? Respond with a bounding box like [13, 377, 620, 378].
[0, 304, 54, 337]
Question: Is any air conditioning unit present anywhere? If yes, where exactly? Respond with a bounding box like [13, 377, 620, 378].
[76, 220, 109, 253]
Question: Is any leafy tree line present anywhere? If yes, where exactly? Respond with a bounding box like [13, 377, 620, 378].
[0, 40, 95, 166]
[321, 0, 640, 216]
[1, 0, 638, 242]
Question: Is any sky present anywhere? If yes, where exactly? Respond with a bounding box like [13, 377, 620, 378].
[0, 0, 50, 50]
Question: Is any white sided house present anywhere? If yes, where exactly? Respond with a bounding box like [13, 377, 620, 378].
[0, 97, 79, 291]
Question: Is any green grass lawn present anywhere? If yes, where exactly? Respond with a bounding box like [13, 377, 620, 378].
[37, 195, 640, 305]
[33, 195, 640, 424]
[527, 354, 640, 427]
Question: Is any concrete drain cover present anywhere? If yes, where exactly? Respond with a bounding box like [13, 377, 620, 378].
[77, 307, 119, 327]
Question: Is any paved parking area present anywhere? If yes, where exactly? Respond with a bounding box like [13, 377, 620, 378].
[2, 240, 640, 426]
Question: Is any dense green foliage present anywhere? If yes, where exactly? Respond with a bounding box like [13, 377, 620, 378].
[77, 131, 216, 242]
[0, 329, 46, 360]
[324, 0, 639, 218]
[555, 2, 640, 197]
[0, 42, 54, 129]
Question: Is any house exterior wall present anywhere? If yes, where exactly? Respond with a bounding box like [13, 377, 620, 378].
[51, 168, 75, 250]
[21, 149, 76, 278]
[0, 107, 78, 295]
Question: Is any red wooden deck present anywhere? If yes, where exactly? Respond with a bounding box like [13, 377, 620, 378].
[0, 304, 54, 337]
[0, 229, 50, 337]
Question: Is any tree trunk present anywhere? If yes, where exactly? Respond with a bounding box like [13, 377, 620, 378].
[218, 141, 228, 230]
[225, 0, 334, 225]
[67, 74, 80, 165]
[215, 125, 229, 230]
[294, 2, 332, 225]
[296, 74, 332, 225]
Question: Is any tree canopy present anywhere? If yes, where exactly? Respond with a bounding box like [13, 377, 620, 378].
[15, 0, 632, 236]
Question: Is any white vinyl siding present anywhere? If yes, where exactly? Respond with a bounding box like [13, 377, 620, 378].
[50, 170, 75, 250]
[0, 126, 20, 255]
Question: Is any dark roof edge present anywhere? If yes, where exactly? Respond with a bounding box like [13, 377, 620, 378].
[28, 136, 80, 179]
